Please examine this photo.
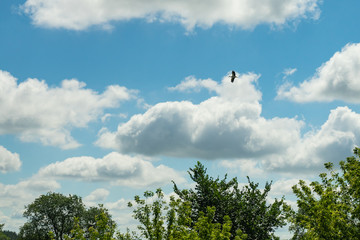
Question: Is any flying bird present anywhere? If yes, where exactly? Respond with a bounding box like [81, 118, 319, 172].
[230, 70, 237, 83]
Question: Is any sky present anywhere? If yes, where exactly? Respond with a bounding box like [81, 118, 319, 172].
[1, 0, 360, 238]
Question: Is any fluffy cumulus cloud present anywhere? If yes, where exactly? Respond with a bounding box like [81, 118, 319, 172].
[0, 179, 59, 208]
[97, 73, 360, 173]
[0, 146, 21, 173]
[21, 0, 321, 31]
[221, 106, 360, 173]
[220, 159, 265, 177]
[0, 176, 60, 231]
[37, 152, 185, 187]
[270, 179, 302, 196]
[0, 70, 136, 149]
[84, 188, 110, 204]
[265, 106, 360, 171]
[97, 73, 303, 159]
[277, 43, 360, 103]
[0, 152, 183, 230]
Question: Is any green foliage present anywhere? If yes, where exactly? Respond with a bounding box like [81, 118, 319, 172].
[117, 229, 140, 240]
[16, 153, 360, 239]
[193, 206, 245, 240]
[0, 224, 18, 240]
[173, 161, 287, 239]
[19, 192, 114, 240]
[0, 224, 10, 240]
[63, 211, 117, 240]
[125, 188, 247, 240]
[20, 192, 85, 240]
[289, 147, 360, 239]
[81, 205, 116, 240]
[128, 189, 167, 240]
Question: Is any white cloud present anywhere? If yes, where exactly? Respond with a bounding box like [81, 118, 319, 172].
[0, 70, 136, 149]
[282, 68, 297, 79]
[219, 159, 264, 177]
[0, 152, 183, 231]
[84, 188, 110, 204]
[37, 152, 185, 188]
[21, 0, 321, 31]
[260, 106, 359, 173]
[277, 43, 360, 103]
[0, 176, 60, 231]
[218, 106, 360, 175]
[97, 73, 360, 174]
[0, 146, 21, 173]
[270, 179, 302, 197]
[97, 73, 303, 159]
[170, 72, 262, 103]
[0, 179, 60, 209]
[168, 76, 219, 93]
[105, 198, 129, 211]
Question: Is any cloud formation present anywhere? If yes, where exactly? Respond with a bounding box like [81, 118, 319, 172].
[277, 43, 360, 103]
[97, 73, 303, 159]
[0, 174, 61, 231]
[0, 146, 21, 173]
[97, 73, 360, 173]
[0, 151, 183, 230]
[222, 106, 360, 173]
[0, 178, 60, 214]
[21, 0, 321, 31]
[0, 70, 136, 149]
[267, 106, 360, 170]
[37, 152, 185, 187]
[84, 188, 110, 204]
[282, 68, 297, 79]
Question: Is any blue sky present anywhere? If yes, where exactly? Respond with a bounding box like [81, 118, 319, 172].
[1, 0, 360, 238]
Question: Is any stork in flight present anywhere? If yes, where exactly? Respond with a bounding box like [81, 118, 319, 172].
[230, 70, 237, 83]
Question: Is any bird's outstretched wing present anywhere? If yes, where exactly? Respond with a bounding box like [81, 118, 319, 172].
[231, 71, 236, 82]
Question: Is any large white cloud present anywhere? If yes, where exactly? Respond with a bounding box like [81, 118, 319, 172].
[0, 176, 60, 231]
[84, 188, 110, 207]
[97, 73, 303, 159]
[97, 73, 360, 173]
[222, 106, 360, 174]
[0, 70, 136, 149]
[0, 178, 60, 209]
[0, 146, 21, 173]
[37, 152, 185, 187]
[264, 106, 360, 171]
[277, 43, 360, 103]
[21, 0, 321, 31]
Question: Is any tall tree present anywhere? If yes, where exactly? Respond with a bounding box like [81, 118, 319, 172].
[0, 224, 10, 240]
[62, 209, 117, 240]
[20, 192, 85, 240]
[19, 192, 114, 240]
[289, 148, 360, 239]
[173, 161, 288, 240]
[82, 205, 116, 239]
[125, 188, 247, 240]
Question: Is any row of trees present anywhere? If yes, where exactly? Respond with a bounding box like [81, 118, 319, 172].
[2, 148, 360, 239]
[0, 224, 18, 240]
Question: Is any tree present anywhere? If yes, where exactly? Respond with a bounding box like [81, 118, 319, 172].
[0, 224, 17, 240]
[173, 161, 288, 240]
[20, 192, 85, 240]
[124, 188, 247, 240]
[81, 205, 116, 239]
[0, 224, 10, 240]
[19, 192, 114, 240]
[288, 147, 360, 239]
[62, 209, 117, 240]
